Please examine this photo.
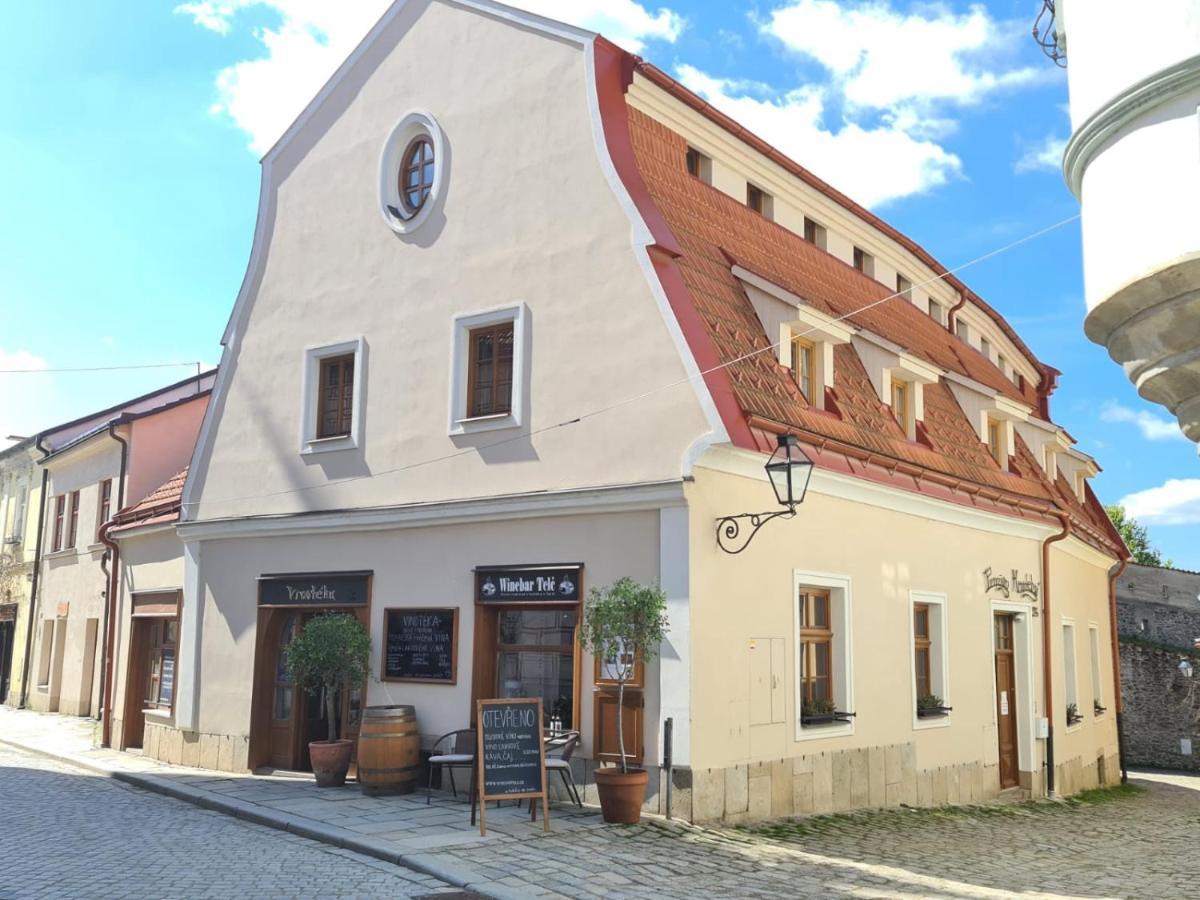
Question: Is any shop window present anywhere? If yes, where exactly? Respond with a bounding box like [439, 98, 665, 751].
[1062, 621, 1080, 725]
[51, 495, 65, 552]
[795, 573, 853, 737]
[96, 479, 112, 542]
[467, 323, 514, 419]
[301, 338, 365, 455]
[853, 246, 874, 277]
[685, 146, 711, 183]
[912, 593, 949, 723]
[790, 337, 815, 402]
[1089, 625, 1104, 715]
[449, 304, 527, 435]
[803, 217, 827, 250]
[496, 608, 577, 727]
[144, 618, 178, 711]
[66, 491, 80, 550]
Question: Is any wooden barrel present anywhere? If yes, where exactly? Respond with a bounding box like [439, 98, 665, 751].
[357, 705, 421, 796]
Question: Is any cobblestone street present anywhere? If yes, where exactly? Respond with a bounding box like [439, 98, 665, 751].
[0, 745, 456, 900]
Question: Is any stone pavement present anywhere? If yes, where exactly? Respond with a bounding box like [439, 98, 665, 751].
[3, 707, 1199, 898]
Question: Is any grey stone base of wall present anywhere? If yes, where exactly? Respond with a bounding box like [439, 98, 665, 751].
[141, 721, 251, 773]
[1121, 641, 1200, 771]
[1055, 751, 1120, 795]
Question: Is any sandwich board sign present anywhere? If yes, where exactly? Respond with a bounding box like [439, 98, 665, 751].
[474, 697, 548, 835]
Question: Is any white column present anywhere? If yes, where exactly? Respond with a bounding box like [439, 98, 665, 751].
[176, 539, 203, 732]
[658, 505, 691, 768]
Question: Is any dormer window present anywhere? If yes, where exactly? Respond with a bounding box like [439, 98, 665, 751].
[891, 377, 911, 432]
[747, 183, 772, 218]
[930, 301, 947, 326]
[987, 416, 1005, 466]
[998, 354, 1008, 377]
[955, 318, 968, 341]
[686, 146, 711, 183]
[1074, 471, 1087, 501]
[980, 336, 992, 361]
[896, 274, 912, 301]
[853, 247, 874, 277]
[803, 217, 827, 250]
[791, 337, 815, 402]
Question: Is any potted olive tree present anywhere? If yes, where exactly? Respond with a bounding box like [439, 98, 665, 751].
[578, 577, 668, 824]
[284, 613, 372, 787]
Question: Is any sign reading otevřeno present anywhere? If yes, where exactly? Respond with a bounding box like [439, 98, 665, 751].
[474, 564, 582, 604]
[258, 571, 371, 607]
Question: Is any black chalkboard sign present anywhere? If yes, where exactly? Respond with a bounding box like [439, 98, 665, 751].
[475, 698, 548, 835]
[382, 608, 458, 684]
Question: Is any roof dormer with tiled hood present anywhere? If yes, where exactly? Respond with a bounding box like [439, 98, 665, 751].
[590, 38, 1122, 559]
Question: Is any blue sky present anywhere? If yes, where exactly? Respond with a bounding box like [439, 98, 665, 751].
[1, 1, 1196, 566]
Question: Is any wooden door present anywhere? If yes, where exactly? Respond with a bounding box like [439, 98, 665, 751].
[268, 612, 302, 769]
[994, 614, 1019, 789]
[0, 619, 13, 702]
[121, 619, 150, 750]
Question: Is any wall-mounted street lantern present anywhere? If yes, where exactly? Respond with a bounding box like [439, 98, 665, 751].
[1179, 658, 1194, 679]
[716, 434, 814, 554]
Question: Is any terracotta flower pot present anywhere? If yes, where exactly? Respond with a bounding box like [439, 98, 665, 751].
[594, 766, 649, 824]
[309, 739, 354, 788]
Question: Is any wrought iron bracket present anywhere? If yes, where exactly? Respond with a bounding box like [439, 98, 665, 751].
[716, 506, 796, 554]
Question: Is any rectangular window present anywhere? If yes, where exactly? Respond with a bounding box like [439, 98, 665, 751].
[790, 337, 815, 401]
[1089, 625, 1103, 714]
[96, 479, 112, 542]
[852, 246, 873, 275]
[316, 354, 355, 439]
[802, 217, 827, 249]
[1063, 621, 1079, 724]
[955, 318, 969, 341]
[144, 618, 179, 711]
[987, 416, 1004, 465]
[896, 274, 912, 301]
[51, 495, 65, 552]
[797, 589, 833, 708]
[980, 336, 991, 360]
[685, 147, 711, 183]
[467, 322, 515, 418]
[998, 355, 1008, 377]
[11, 487, 26, 541]
[929, 302, 947, 326]
[891, 377, 910, 431]
[37, 622, 54, 687]
[914, 603, 932, 699]
[66, 491, 80, 550]
[746, 183, 772, 218]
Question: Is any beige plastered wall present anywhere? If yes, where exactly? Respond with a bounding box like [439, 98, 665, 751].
[126, 397, 209, 506]
[680, 455, 1119, 822]
[109, 527, 185, 752]
[187, 0, 712, 524]
[176, 508, 661, 773]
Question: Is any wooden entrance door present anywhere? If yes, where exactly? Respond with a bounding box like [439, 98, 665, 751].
[994, 614, 1019, 789]
[267, 612, 302, 769]
[0, 618, 14, 703]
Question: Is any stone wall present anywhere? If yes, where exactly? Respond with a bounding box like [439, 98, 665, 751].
[1120, 642, 1200, 771]
[142, 720, 250, 773]
[1116, 564, 1200, 649]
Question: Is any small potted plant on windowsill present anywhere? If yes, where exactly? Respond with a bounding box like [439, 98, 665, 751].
[285, 612, 372, 788]
[916, 693, 953, 718]
[1065, 702, 1084, 726]
[800, 697, 855, 726]
[1093, 699, 1107, 716]
[578, 577, 668, 825]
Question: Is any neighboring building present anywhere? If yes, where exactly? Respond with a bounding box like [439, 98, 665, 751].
[0, 439, 41, 705]
[26, 373, 213, 718]
[1047, 2, 1200, 445]
[161, 0, 1125, 822]
[1116, 563, 1200, 771]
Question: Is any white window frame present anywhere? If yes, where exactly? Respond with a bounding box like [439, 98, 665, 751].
[1062, 618, 1081, 730]
[1088, 623, 1104, 717]
[793, 570, 854, 741]
[448, 303, 528, 436]
[909, 591, 951, 731]
[379, 110, 445, 236]
[299, 337, 366, 456]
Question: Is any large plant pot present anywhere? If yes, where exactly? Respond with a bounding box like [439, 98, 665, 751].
[594, 766, 649, 824]
[309, 739, 354, 788]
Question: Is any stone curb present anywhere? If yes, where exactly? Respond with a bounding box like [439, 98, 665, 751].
[0, 734, 503, 898]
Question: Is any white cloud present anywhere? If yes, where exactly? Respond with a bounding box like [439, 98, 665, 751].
[1120, 479, 1200, 526]
[1100, 402, 1186, 442]
[676, 65, 962, 208]
[0, 350, 50, 450]
[763, 1, 1042, 111]
[178, 0, 684, 154]
[1015, 133, 1067, 173]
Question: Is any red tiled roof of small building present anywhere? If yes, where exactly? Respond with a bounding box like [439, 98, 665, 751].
[109, 467, 187, 534]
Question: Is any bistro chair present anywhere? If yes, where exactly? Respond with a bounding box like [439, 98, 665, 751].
[540, 730, 582, 808]
[426, 729, 475, 805]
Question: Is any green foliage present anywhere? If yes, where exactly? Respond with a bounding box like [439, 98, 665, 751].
[578, 577, 668, 772]
[1105, 504, 1172, 567]
[801, 697, 835, 717]
[1065, 702, 1082, 724]
[284, 613, 371, 742]
[917, 694, 944, 711]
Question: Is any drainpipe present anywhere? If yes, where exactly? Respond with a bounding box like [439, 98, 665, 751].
[946, 291, 967, 335]
[98, 422, 128, 748]
[1041, 513, 1071, 798]
[1108, 558, 1130, 783]
[18, 439, 50, 710]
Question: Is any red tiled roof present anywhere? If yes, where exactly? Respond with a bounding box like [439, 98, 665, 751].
[604, 55, 1122, 558]
[110, 467, 187, 534]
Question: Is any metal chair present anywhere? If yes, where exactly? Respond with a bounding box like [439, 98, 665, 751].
[543, 730, 582, 807]
[426, 729, 475, 804]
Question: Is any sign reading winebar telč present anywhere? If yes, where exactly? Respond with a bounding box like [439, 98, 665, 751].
[474, 564, 582, 604]
[258, 571, 371, 607]
[982, 567, 1041, 603]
